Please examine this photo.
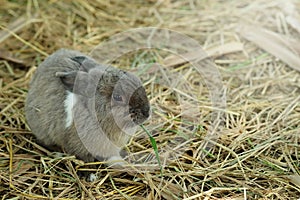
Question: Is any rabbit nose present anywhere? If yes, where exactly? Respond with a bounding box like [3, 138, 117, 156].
[142, 106, 150, 118]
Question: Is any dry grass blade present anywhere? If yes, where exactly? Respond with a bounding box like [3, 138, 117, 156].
[280, 0, 300, 34]
[163, 42, 244, 67]
[288, 175, 300, 188]
[239, 25, 300, 72]
[0, 25, 48, 57]
[0, 14, 40, 44]
[0, 49, 27, 65]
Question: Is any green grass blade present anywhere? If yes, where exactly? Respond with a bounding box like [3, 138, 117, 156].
[140, 125, 163, 175]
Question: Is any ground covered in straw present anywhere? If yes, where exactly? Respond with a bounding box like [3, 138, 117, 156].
[0, 0, 300, 199]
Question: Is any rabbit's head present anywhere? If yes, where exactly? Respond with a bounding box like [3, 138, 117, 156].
[92, 67, 150, 136]
[56, 56, 150, 140]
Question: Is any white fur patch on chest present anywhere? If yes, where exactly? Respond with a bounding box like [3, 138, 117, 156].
[64, 91, 77, 128]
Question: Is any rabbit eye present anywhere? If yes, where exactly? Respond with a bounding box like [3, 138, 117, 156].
[113, 94, 123, 102]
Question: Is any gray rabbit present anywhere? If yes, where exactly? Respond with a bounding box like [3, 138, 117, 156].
[25, 49, 150, 164]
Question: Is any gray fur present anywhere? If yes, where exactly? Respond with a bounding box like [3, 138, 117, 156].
[25, 49, 150, 163]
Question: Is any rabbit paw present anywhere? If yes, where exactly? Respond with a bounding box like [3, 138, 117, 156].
[107, 156, 127, 167]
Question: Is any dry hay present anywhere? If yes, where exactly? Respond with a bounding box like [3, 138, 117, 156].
[0, 0, 300, 199]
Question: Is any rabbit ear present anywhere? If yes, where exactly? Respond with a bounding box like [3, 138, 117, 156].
[70, 56, 86, 64]
[69, 56, 97, 72]
[56, 71, 94, 97]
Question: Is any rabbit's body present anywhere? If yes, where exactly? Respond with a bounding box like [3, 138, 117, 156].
[25, 49, 150, 163]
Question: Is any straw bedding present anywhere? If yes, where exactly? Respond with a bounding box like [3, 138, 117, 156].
[0, 0, 299, 199]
